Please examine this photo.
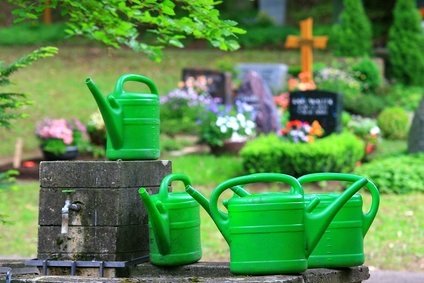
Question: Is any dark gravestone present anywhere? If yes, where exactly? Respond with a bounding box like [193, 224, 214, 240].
[289, 90, 343, 136]
[236, 71, 281, 134]
[408, 95, 424, 153]
[182, 68, 232, 105]
[236, 63, 289, 94]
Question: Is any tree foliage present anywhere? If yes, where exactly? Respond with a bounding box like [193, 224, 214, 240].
[12, 0, 246, 62]
[0, 46, 58, 129]
[387, 0, 424, 86]
[332, 0, 372, 57]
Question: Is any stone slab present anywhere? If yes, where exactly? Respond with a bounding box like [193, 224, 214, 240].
[236, 63, 289, 94]
[39, 160, 172, 188]
[2, 262, 370, 282]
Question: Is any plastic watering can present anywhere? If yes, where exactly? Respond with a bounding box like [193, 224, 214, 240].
[86, 74, 160, 160]
[298, 173, 380, 268]
[139, 174, 201, 266]
[198, 173, 368, 275]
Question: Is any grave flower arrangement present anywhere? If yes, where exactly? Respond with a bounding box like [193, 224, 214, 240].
[86, 110, 106, 146]
[161, 76, 214, 136]
[36, 118, 87, 155]
[346, 115, 381, 154]
[281, 119, 324, 143]
[198, 99, 256, 147]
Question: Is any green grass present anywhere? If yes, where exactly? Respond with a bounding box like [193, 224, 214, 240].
[0, 45, 332, 158]
[0, 177, 423, 271]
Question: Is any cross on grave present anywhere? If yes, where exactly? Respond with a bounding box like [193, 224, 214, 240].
[285, 17, 328, 83]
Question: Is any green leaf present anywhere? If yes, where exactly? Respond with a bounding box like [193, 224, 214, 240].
[169, 38, 184, 48]
[162, 6, 175, 16]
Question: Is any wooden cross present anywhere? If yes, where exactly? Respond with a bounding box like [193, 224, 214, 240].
[285, 18, 328, 83]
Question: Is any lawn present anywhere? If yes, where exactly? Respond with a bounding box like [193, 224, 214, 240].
[0, 164, 423, 271]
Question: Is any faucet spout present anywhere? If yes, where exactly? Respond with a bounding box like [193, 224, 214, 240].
[61, 199, 71, 234]
[61, 190, 79, 234]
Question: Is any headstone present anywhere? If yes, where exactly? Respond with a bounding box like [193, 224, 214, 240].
[289, 90, 343, 136]
[182, 68, 232, 105]
[236, 71, 281, 134]
[236, 63, 288, 94]
[408, 95, 424, 153]
[258, 0, 287, 26]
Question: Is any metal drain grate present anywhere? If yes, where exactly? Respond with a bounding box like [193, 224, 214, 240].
[25, 256, 148, 277]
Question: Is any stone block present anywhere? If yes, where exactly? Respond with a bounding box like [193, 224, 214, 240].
[38, 225, 149, 260]
[39, 160, 172, 188]
[37, 160, 172, 263]
[39, 186, 157, 226]
[408, 95, 424, 153]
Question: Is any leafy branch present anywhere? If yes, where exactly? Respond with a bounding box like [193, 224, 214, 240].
[0, 46, 58, 129]
[12, 0, 246, 62]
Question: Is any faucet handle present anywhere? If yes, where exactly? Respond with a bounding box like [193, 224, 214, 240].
[62, 189, 76, 194]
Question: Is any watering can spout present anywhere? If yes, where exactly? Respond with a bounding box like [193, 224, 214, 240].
[86, 78, 124, 149]
[304, 177, 369, 257]
[139, 188, 171, 255]
[186, 186, 211, 215]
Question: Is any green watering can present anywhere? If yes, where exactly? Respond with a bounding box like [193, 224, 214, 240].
[139, 174, 201, 266]
[298, 173, 380, 268]
[139, 174, 249, 266]
[187, 173, 369, 275]
[86, 74, 160, 160]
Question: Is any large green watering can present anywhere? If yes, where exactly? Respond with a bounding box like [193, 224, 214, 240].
[298, 173, 380, 268]
[86, 74, 160, 160]
[139, 174, 249, 266]
[187, 173, 368, 275]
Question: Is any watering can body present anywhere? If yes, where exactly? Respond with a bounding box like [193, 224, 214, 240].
[207, 173, 369, 275]
[86, 74, 160, 160]
[299, 173, 380, 268]
[139, 174, 201, 266]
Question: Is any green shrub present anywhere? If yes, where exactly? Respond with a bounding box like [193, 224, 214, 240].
[240, 131, 364, 177]
[351, 57, 382, 93]
[0, 23, 67, 45]
[314, 67, 361, 98]
[354, 153, 424, 194]
[332, 0, 372, 57]
[344, 93, 386, 117]
[385, 84, 424, 111]
[237, 26, 297, 48]
[387, 0, 424, 86]
[377, 107, 410, 140]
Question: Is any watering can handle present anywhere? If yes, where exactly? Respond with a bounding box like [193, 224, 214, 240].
[158, 174, 192, 201]
[210, 173, 303, 222]
[298, 173, 380, 236]
[114, 73, 159, 96]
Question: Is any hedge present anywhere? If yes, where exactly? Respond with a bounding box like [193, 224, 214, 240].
[354, 153, 424, 194]
[240, 131, 365, 177]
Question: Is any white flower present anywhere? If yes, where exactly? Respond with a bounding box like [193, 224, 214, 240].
[216, 116, 226, 127]
[370, 126, 380, 136]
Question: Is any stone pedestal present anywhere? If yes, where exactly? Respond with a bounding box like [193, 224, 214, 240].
[37, 160, 172, 264]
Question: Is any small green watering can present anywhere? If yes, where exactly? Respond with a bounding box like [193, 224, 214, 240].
[86, 74, 160, 160]
[187, 173, 368, 275]
[139, 174, 200, 266]
[298, 173, 380, 268]
[139, 174, 249, 266]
